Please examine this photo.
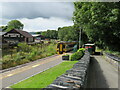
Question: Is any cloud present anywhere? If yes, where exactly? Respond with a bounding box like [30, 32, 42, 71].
[2, 2, 74, 20]
[1, 2, 74, 32]
[18, 17, 73, 32]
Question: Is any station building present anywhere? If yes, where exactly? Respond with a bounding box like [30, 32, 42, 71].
[2, 29, 34, 44]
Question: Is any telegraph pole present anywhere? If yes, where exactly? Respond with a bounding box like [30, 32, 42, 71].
[79, 27, 81, 48]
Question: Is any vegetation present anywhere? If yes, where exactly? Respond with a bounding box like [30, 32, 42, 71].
[62, 54, 69, 57]
[77, 48, 86, 52]
[41, 30, 58, 39]
[70, 48, 85, 61]
[1, 20, 24, 32]
[105, 49, 120, 57]
[11, 61, 78, 88]
[1, 42, 57, 69]
[58, 26, 77, 41]
[73, 2, 120, 51]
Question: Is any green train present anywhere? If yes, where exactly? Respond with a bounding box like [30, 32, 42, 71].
[84, 43, 95, 54]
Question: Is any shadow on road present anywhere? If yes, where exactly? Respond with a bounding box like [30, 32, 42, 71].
[94, 52, 103, 55]
[87, 57, 109, 88]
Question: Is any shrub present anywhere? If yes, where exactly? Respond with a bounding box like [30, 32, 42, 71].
[62, 54, 69, 57]
[70, 49, 84, 61]
[18, 43, 31, 52]
[77, 48, 85, 52]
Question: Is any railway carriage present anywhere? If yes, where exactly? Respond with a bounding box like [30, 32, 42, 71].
[57, 41, 77, 54]
[84, 43, 95, 54]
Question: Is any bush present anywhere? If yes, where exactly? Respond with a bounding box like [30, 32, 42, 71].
[70, 49, 84, 61]
[18, 43, 31, 52]
[62, 54, 69, 57]
[2, 42, 57, 69]
[77, 48, 85, 52]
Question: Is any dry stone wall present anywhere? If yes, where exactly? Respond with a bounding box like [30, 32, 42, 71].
[47, 50, 90, 89]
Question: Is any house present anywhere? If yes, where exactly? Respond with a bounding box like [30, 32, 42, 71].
[2, 29, 34, 44]
[31, 34, 45, 42]
[0, 31, 7, 48]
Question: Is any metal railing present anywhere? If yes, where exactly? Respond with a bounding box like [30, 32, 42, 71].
[105, 52, 120, 62]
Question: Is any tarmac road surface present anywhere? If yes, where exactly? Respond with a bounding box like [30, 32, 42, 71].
[0, 54, 63, 88]
[87, 55, 118, 88]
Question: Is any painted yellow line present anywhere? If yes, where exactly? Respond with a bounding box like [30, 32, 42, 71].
[7, 74, 13, 77]
[0, 55, 62, 79]
[32, 64, 40, 67]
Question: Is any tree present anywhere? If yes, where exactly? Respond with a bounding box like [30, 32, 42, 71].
[41, 30, 58, 39]
[6, 20, 24, 32]
[73, 2, 120, 51]
[0, 26, 8, 31]
[58, 25, 88, 43]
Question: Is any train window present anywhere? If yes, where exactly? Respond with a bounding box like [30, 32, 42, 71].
[57, 44, 60, 48]
[63, 44, 65, 48]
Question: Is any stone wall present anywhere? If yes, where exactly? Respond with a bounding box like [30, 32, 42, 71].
[46, 50, 90, 89]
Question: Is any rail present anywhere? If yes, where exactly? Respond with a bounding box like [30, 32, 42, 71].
[105, 52, 120, 62]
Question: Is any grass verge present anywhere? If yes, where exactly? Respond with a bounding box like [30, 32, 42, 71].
[11, 61, 78, 88]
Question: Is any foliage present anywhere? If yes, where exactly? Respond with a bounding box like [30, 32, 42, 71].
[62, 54, 69, 57]
[11, 61, 78, 88]
[18, 43, 31, 52]
[73, 2, 120, 51]
[77, 48, 85, 52]
[58, 26, 78, 41]
[6, 20, 24, 32]
[58, 26, 88, 44]
[2, 42, 57, 69]
[0, 26, 8, 31]
[41, 30, 58, 39]
[70, 50, 84, 61]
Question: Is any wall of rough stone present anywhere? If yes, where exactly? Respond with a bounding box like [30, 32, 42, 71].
[46, 50, 90, 89]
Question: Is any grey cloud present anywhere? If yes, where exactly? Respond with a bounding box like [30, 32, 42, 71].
[2, 2, 74, 20]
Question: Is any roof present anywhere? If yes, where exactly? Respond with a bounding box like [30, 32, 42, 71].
[15, 30, 33, 38]
[37, 35, 44, 37]
[31, 34, 40, 37]
[3, 29, 33, 38]
[84, 43, 95, 46]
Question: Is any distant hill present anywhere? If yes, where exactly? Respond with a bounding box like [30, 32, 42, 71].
[29, 32, 42, 34]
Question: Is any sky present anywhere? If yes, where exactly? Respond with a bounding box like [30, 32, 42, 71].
[0, 2, 74, 32]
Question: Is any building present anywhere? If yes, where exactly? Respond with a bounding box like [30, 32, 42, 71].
[2, 29, 34, 44]
[31, 34, 45, 42]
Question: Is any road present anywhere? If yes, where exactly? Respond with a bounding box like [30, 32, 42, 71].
[87, 55, 118, 88]
[0, 54, 63, 88]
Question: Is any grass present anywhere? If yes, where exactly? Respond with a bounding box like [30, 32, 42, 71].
[105, 50, 120, 57]
[96, 47, 120, 57]
[11, 61, 78, 88]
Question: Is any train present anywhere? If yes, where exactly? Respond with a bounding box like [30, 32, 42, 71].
[56, 41, 78, 54]
[84, 43, 95, 54]
[57, 41, 95, 54]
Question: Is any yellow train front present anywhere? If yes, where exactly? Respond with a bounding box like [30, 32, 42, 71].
[57, 41, 77, 54]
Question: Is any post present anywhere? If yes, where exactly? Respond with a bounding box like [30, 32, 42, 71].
[79, 27, 81, 48]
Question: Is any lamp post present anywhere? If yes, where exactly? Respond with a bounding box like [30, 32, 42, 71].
[79, 27, 82, 48]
